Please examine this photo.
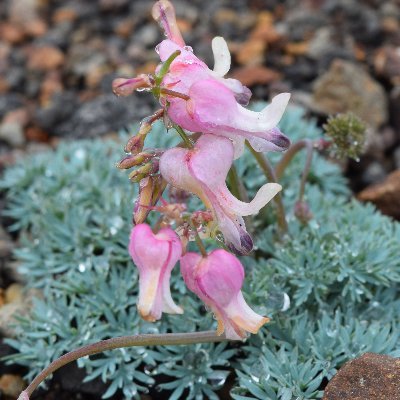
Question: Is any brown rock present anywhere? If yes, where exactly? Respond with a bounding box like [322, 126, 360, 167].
[251, 12, 282, 44]
[0, 109, 29, 147]
[231, 66, 281, 87]
[24, 19, 48, 37]
[236, 40, 267, 66]
[0, 23, 26, 44]
[27, 46, 65, 71]
[176, 18, 192, 36]
[235, 11, 282, 66]
[115, 18, 135, 38]
[8, 0, 41, 25]
[0, 77, 9, 94]
[323, 353, 400, 400]
[25, 126, 49, 142]
[382, 16, 399, 34]
[358, 170, 400, 220]
[213, 9, 239, 25]
[5, 283, 23, 304]
[312, 60, 388, 128]
[52, 7, 78, 24]
[0, 374, 25, 398]
[285, 41, 309, 56]
[3, 109, 30, 126]
[0, 288, 41, 337]
[40, 71, 64, 105]
[374, 46, 400, 86]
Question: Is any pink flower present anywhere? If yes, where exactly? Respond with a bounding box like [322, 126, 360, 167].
[129, 223, 183, 321]
[159, 134, 281, 255]
[17, 392, 30, 400]
[152, 1, 290, 155]
[181, 249, 269, 340]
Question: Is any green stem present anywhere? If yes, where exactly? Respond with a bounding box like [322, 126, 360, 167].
[22, 331, 225, 398]
[299, 142, 313, 201]
[189, 221, 208, 257]
[228, 165, 249, 202]
[274, 139, 314, 202]
[275, 139, 312, 180]
[246, 141, 288, 234]
[174, 125, 194, 149]
[155, 50, 181, 85]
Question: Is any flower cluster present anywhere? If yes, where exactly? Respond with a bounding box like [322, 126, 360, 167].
[114, 0, 290, 340]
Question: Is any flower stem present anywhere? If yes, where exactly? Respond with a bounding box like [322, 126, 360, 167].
[275, 139, 312, 180]
[228, 165, 249, 202]
[189, 221, 208, 257]
[160, 88, 190, 101]
[22, 331, 225, 398]
[174, 125, 194, 149]
[246, 141, 288, 233]
[275, 139, 314, 201]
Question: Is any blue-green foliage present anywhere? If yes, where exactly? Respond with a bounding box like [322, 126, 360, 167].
[1, 106, 399, 400]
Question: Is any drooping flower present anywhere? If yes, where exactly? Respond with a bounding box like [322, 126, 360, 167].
[129, 223, 183, 321]
[159, 134, 281, 255]
[151, 0, 291, 156]
[181, 249, 269, 340]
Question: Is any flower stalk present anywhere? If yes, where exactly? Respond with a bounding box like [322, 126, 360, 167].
[174, 125, 194, 149]
[275, 139, 314, 201]
[20, 331, 225, 399]
[246, 141, 288, 233]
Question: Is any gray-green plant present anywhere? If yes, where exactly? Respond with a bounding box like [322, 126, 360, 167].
[1, 106, 399, 400]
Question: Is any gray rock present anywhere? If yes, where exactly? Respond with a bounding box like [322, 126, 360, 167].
[312, 60, 388, 129]
[55, 94, 154, 138]
[394, 147, 400, 169]
[0, 94, 24, 120]
[0, 121, 25, 147]
[35, 91, 79, 134]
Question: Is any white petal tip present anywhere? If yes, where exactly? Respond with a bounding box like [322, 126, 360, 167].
[270, 183, 282, 193]
[212, 36, 231, 77]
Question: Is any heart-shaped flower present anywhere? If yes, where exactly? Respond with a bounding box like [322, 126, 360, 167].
[159, 134, 281, 254]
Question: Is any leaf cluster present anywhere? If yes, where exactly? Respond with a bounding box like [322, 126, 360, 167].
[1, 106, 399, 399]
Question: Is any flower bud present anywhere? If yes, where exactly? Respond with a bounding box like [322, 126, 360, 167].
[124, 134, 146, 155]
[112, 75, 152, 97]
[117, 153, 154, 170]
[134, 177, 153, 225]
[152, 1, 185, 47]
[129, 224, 183, 321]
[128, 161, 159, 183]
[294, 200, 313, 224]
[180, 249, 269, 340]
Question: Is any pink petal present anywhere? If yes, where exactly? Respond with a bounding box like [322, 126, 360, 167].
[248, 127, 291, 152]
[223, 291, 269, 338]
[188, 135, 282, 216]
[152, 1, 185, 47]
[187, 80, 290, 143]
[180, 250, 269, 340]
[129, 224, 183, 321]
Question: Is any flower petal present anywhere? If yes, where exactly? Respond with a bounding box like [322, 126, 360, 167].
[212, 36, 231, 77]
[152, 0, 185, 47]
[129, 224, 182, 321]
[180, 249, 269, 340]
